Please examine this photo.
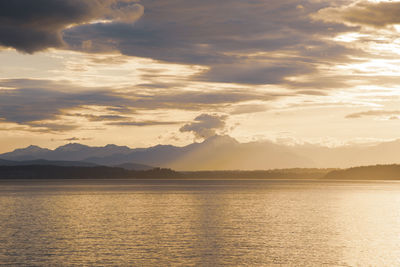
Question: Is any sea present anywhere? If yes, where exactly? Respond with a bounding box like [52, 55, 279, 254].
[0, 179, 399, 266]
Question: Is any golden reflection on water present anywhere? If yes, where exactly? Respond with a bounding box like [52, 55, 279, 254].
[1, 180, 400, 265]
[333, 186, 400, 266]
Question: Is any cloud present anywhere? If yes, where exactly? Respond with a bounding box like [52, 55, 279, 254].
[346, 110, 400, 119]
[316, 1, 400, 28]
[107, 120, 181, 126]
[199, 62, 314, 85]
[50, 137, 93, 142]
[180, 114, 227, 139]
[0, 84, 131, 123]
[1, 1, 365, 87]
[295, 90, 328, 96]
[0, 79, 280, 131]
[230, 104, 268, 115]
[70, 113, 130, 122]
[27, 122, 79, 132]
[140, 90, 282, 109]
[62, 0, 356, 85]
[65, 137, 83, 141]
[0, 0, 143, 53]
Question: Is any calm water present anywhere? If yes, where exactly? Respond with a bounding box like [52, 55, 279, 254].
[1, 179, 400, 266]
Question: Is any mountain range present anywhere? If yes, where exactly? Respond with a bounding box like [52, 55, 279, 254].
[2, 135, 400, 170]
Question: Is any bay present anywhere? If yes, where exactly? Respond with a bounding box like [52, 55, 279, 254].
[1, 179, 400, 266]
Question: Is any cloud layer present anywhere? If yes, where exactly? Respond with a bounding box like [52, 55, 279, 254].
[0, 79, 279, 131]
[62, 0, 355, 84]
[0, 0, 359, 86]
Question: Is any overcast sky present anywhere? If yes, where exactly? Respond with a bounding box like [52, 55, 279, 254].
[1, 0, 400, 152]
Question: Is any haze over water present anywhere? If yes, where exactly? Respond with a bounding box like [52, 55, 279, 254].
[1, 179, 400, 266]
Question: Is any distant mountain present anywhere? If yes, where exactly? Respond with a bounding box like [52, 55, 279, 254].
[291, 139, 400, 168]
[0, 145, 51, 161]
[0, 135, 312, 170]
[3, 135, 400, 170]
[0, 143, 141, 168]
[0, 143, 131, 162]
[80, 135, 313, 170]
[165, 135, 313, 170]
[51, 143, 132, 161]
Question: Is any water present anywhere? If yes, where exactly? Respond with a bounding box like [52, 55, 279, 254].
[1, 179, 400, 266]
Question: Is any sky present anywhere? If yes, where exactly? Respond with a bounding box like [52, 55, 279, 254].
[2, 0, 400, 152]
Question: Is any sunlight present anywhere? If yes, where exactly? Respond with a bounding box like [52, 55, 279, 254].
[336, 59, 400, 76]
[333, 32, 368, 43]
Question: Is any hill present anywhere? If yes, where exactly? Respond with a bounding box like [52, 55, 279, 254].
[0, 164, 332, 180]
[0, 159, 97, 167]
[324, 164, 400, 180]
[0, 166, 179, 179]
[3, 163, 400, 180]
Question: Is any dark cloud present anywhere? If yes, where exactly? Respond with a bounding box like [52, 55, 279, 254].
[139, 90, 282, 109]
[27, 122, 79, 132]
[50, 137, 93, 142]
[317, 1, 400, 28]
[0, 85, 131, 123]
[70, 113, 130, 122]
[1, 0, 362, 86]
[67, 113, 181, 128]
[65, 137, 82, 141]
[65, 0, 350, 60]
[180, 114, 227, 139]
[346, 110, 400, 119]
[199, 62, 313, 85]
[107, 120, 180, 126]
[0, 79, 280, 131]
[0, 0, 143, 53]
[62, 0, 356, 85]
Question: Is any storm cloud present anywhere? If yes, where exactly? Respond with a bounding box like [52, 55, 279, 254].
[0, 0, 143, 53]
